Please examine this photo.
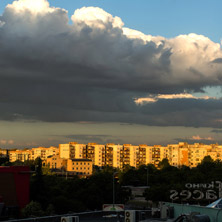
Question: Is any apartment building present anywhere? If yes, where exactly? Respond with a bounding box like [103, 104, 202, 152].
[9, 149, 31, 162]
[8, 146, 59, 162]
[142, 145, 153, 165]
[85, 143, 105, 167]
[120, 144, 140, 168]
[59, 143, 73, 159]
[167, 144, 180, 167]
[59, 142, 86, 159]
[152, 145, 168, 167]
[30, 146, 58, 160]
[59, 142, 106, 167]
[106, 144, 123, 168]
[6, 141, 222, 169]
[188, 144, 208, 167]
[67, 159, 93, 176]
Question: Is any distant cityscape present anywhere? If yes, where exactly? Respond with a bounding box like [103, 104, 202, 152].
[1, 141, 222, 176]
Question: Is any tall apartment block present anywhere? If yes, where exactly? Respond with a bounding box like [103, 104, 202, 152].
[59, 142, 86, 159]
[105, 143, 123, 168]
[58, 142, 162, 169]
[5, 142, 222, 169]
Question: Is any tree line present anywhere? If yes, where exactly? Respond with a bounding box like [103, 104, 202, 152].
[1, 156, 222, 217]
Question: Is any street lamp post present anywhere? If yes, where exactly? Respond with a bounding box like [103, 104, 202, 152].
[113, 171, 118, 207]
[113, 171, 115, 208]
[113, 171, 120, 222]
[145, 166, 149, 209]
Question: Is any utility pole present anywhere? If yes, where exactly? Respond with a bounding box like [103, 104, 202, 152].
[113, 172, 119, 208]
[113, 171, 116, 207]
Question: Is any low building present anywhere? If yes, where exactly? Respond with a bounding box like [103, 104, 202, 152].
[67, 159, 93, 177]
[43, 154, 67, 170]
[0, 149, 8, 157]
[30, 146, 58, 160]
[8, 146, 59, 163]
[9, 149, 31, 162]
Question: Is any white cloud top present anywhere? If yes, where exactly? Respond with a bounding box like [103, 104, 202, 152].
[190, 135, 214, 141]
[71, 7, 124, 29]
[0, 0, 222, 128]
[6, 0, 51, 14]
[1, 0, 221, 84]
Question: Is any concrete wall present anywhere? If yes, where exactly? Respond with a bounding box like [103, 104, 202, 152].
[165, 202, 222, 222]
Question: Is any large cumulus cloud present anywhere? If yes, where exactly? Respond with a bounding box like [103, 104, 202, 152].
[1, 0, 222, 128]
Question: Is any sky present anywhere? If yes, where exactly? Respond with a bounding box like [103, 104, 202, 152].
[0, 0, 222, 148]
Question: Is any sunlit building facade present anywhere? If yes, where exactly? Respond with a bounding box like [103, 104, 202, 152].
[9, 149, 31, 162]
[43, 154, 67, 169]
[0, 148, 8, 157]
[5, 141, 222, 169]
[84, 143, 105, 167]
[59, 142, 86, 159]
[67, 159, 93, 176]
[30, 146, 58, 160]
[105, 144, 123, 168]
[8, 146, 58, 162]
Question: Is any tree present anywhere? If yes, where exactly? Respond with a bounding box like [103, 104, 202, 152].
[158, 158, 170, 169]
[34, 157, 43, 178]
[0, 157, 10, 166]
[197, 155, 216, 179]
[201, 155, 214, 163]
[21, 201, 44, 218]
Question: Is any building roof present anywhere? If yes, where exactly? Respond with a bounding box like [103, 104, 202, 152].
[70, 158, 92, 162]
[206, 198, 222, 208]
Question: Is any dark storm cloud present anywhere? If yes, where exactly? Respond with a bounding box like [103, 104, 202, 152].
[211, 58, 222, 64]
[61, 134, 124, 144]
[59, 134, 144, 144]
[1, 0, 222, 128]
[211, 129, 222, 133]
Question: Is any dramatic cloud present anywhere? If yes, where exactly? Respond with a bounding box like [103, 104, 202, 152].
[134, 93, 217, 105]
[0, 0, 222, 128]
[211, 129, 222, 134]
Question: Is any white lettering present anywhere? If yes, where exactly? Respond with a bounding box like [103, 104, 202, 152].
[180, 190, 192, 201]
[206, 190, 218, 200]
[207, 182, 214, 189]
[192, 190, 204, 200]
[192, 184, 200, 189]
[185, 183, 192, 189]
[170, 190, 179, 200]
